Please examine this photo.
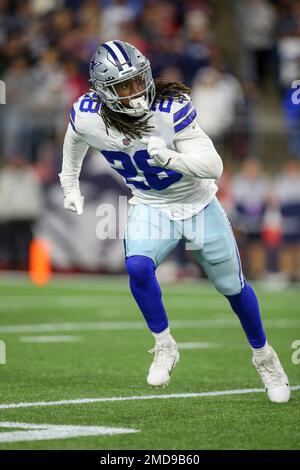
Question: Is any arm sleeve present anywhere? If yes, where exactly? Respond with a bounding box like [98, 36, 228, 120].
[59, 123, 90, 190]
[161, 121, 223, 180]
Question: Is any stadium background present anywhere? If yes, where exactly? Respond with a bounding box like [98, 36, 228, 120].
[0, 0, 300, 284]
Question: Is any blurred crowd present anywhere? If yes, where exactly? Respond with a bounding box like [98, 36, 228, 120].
[218, 157, 300, 284]
[0, 0, 299, 282]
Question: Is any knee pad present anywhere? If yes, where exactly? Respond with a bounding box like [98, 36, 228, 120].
[213, 272, 243, 296]
[125, 255, 156, 286]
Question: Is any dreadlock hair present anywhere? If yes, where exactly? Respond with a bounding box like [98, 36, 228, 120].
[95, 79, 191, 140]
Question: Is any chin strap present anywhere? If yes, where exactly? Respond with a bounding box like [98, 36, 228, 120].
[130, 96, 149, 115]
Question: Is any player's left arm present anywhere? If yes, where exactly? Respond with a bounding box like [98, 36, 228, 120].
[145, 107, 223, 180]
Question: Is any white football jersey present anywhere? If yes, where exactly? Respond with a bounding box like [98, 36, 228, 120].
[65, 90, 219, 220]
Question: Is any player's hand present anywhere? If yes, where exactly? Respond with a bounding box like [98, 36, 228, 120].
[141, 136, 170, 167]
[63, 188, 84, 215]
[59, 174, 84, 215]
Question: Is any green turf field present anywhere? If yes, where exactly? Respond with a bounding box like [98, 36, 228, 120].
[0, 275, 299, 450]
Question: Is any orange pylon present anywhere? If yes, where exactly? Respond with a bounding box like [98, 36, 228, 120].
[29, 239, 51, 286]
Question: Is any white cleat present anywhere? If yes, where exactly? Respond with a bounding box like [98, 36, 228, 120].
[252, 345, 291, 403]
[147, 340, 179, 387]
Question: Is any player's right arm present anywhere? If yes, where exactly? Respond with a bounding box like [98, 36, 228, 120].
[59, 107, 90, 215]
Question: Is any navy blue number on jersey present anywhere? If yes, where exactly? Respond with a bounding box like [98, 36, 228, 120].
[70, 92, 101, 131]
[102, 150, 182, 191]
[79, 93, 101, 113]
[151, 98, 174, 113]
[75, 94, 183, 190]
[101, 98, 185, 190]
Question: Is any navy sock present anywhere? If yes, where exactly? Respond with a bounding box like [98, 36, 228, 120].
[125, 255, 168, 333]
[225, 282, 267, 349]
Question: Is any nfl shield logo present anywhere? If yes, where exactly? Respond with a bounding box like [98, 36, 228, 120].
[123, 137, 131, 146]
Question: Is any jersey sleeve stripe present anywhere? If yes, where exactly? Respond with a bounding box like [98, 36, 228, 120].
[173, 101, 193, 123]
[70, 106, 77, 132]
[174, 109, 197, 133]
[70, 119, 77, 132]
[70, 106, 76, 123]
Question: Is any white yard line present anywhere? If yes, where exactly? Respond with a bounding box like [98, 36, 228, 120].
[0, 422, 139, 443]
[0, 294, 298, 307]
[0, 320, 146, 333]
[0, 293, 298, 316]
[0, 273, 299, 294]
[0, 296, 227, 308]
[20, 336, 82, 343]
[0, 275, 212, 293]
[0, 318, 299, 334]
[0, 386, 299, 411]
[177, 342, 220, 349]
[0, 275, 298, 294]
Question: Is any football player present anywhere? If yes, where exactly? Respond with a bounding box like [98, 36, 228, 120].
[59, 40, 290, 402]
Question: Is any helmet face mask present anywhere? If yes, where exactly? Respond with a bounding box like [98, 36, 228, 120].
[89, 41, 155, 117]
